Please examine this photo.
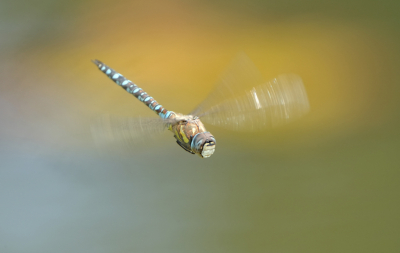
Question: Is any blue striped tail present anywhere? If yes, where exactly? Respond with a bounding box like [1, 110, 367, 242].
[92, 60, 174, 119]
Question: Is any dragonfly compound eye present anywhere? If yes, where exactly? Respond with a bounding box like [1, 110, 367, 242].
[191, 132, 216, 158]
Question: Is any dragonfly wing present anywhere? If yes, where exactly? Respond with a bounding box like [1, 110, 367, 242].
[91, 115, 172, 146]
[197, 74, 310, 131]
[190, 53, 309, 131]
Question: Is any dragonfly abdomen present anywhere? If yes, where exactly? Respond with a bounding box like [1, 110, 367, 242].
[92, 60, 173, 119]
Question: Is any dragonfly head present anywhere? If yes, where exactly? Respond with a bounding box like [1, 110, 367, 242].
[191, 132, 216, 158]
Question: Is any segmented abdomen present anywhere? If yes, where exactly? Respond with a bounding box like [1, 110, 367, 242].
[92, 60, 173, 119]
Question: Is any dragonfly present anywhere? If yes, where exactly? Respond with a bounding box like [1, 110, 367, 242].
[91, 54, 309, 158]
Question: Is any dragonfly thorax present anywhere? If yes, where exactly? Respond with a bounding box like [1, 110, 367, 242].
[169, 114, 216, 158]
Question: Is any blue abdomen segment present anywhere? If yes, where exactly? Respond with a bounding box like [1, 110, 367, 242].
[92, 60, 173, 119]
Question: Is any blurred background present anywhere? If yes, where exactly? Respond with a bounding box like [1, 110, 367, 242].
[0, 0, 399, 252]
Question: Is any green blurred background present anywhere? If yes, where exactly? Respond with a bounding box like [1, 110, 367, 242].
[1, 0, 399, 252]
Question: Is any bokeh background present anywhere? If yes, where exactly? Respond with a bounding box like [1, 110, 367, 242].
[1, 0, 399, 252]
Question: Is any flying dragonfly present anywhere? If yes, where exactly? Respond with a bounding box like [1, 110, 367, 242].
[91, 54, 309, 158]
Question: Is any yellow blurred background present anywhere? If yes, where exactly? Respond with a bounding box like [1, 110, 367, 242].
[1, 0, 399, 252]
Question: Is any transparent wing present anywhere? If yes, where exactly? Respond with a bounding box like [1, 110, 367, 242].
[190, 54, 310, 131]
[199, 74, 310, 131]
[91, 115, 172, 146]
